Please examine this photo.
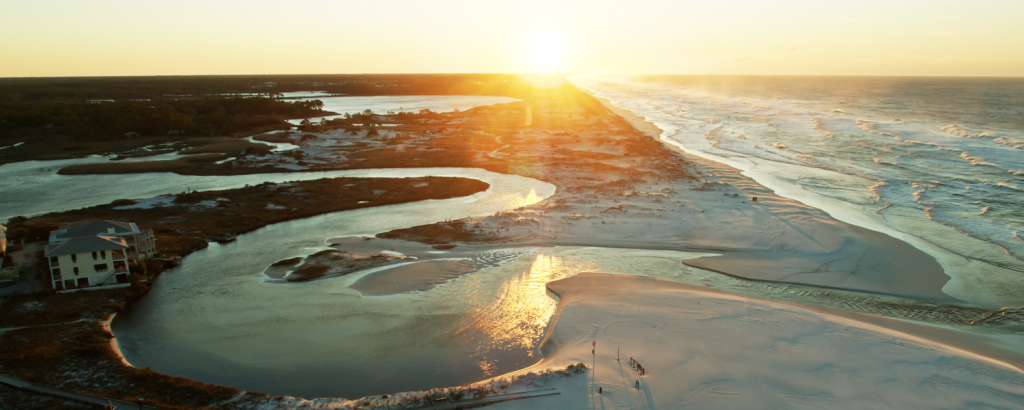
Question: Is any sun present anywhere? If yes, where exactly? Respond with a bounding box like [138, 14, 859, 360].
[528, 32, 561, 73]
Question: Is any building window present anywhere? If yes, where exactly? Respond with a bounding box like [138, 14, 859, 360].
[50, 256, 59, 266]
[71, 254, 77, 263]
[92, 251, 98, 260]
[100, 250, 106, 259]
[52, 268, 61, 280]
[94, 263, 109, 272]
[73, 267, 80, 275]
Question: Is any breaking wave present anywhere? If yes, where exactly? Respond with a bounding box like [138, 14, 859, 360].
[571, 75, 1024, 306]
[941, 124, 995, 138]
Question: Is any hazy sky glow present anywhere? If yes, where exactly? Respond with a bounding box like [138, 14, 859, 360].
[2, 0, 1023, 77]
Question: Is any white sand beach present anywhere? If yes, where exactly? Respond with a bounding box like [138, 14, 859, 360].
[482, 272, 1024, 410]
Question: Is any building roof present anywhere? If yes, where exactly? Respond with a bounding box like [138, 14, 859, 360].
[45, 235, 128, 258]
[51, 220, 139, 241]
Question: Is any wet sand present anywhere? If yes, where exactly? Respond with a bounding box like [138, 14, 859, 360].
[586, 94, 955, 303]
[349, 259, 482, 296]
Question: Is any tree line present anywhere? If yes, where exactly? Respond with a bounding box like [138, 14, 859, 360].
[0, 97, 325, 139]
[0, 74, 531, 103]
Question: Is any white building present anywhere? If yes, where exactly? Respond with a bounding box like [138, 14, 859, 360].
[45, 220, 157, 290]
[50, 220, 156, 263]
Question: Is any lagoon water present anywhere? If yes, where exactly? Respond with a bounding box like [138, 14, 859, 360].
[0, 94, 516, 222]
[572, 75, 1024, 306]
[110, 168, 561, 399]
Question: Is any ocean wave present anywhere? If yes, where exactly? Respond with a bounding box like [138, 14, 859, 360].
[993, 136, 1024, 150]
[941, 124, 995, 138]
[868, 180, 887, 199]
[705, 125, 724, 145]
[810, 118, 836, 138]
[890, 134, 962, 151]
[856, 119, 895, 137]
[995, 182, 1022, 191]
[958, 152, 1001, 167]
[572, 76, 1024, 299]
[993, 242, 1018, 259]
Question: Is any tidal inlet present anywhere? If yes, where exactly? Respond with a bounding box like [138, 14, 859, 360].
[2, 2, 1024, 409]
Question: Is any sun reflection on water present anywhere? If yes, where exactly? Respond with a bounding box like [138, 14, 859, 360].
[494, 188, 544, 210]
[462, 253, 598, 374]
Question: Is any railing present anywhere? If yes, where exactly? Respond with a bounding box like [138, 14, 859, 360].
[114, 267, 129, 274]
[99, 273, 117, 286]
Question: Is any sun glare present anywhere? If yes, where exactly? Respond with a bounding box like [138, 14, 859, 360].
[528, 32, 561, 73]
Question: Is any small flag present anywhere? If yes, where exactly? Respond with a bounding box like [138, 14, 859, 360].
[591, 349, 594, 355]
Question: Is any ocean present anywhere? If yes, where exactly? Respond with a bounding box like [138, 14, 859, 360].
[572, 75, 1024, 305]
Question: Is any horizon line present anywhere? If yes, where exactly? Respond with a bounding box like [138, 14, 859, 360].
[2, 73, 1024, 80]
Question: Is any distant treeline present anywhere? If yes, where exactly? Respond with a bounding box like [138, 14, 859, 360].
[0, 74, 531, 103]
[0, 97, 324, 138]
[0, 74, 538, 139]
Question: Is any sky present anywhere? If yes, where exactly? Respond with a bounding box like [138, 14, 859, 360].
[2, 0, 1023, 77]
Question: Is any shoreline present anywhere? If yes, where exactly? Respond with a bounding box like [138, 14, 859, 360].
[5, 81, 1022, 407]
[101, 313, 132, 368]
[479, 272, 1024, 409]
[573, 82, 1012, 307]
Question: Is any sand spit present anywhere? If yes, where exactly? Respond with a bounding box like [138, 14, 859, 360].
[349, 258, 482, 295]
[483, 273, 1024, 410]
[271, 250, 407, 283]
[235, 364, 588, 410]
[101, 314, 133, 368]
